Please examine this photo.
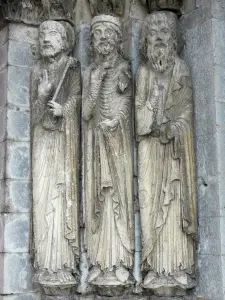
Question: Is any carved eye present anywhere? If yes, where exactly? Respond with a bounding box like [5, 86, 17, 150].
[161, 28, 169, 34]
[49, 31, 57, 36]
[94, 29, 101, 36]
[39, 33, 44, 39]
[149, 30, 156, 36]
[105, 29, 113, 36]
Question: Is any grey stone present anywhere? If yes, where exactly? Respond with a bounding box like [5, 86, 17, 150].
[198, 217, 221, 255]
[196, 176, 220, 218]
[213, 19, 225, 68]
[0, 214, 4, 252]
[182, 0, 196, 14]
[0, 141, 6, 180]
[3, 213, 29, 252]
[6, 141, 30, 180]
[8, 65, 30, 107]
[9, 24, 38, 45]
[195, 133, 218, 178]
[0, 106, 6, 142]
[0, 67, 8, 107]
[197, 254, 223, 300]
[215, 66, 225, 102]
[76, 24, 91, 73]
[0, 293, 41, 300]
[212, 0, 225, 20]
[0, 25, 8, 46]
[7, 108, 30, 141]
[4, 180, 30, 213]
[0, 253, 37, 294]
[0, 180, 5, 213]
[180, 4, 212, 30]
[0, 43, 8, 71]
[8, 40, 35, 68]
[220, 217, 225, 255]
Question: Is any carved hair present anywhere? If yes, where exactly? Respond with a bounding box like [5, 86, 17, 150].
[140, 11, 178, 58]
[39, 20, 75, 54]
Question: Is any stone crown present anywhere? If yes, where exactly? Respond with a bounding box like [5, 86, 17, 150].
[91, 15, 121, 31]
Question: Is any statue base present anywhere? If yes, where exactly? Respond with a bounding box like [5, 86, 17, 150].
[143, 271, 196, 297]
[39, 277, 78, 300]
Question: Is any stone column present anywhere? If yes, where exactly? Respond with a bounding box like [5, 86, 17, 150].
[181, 0, 225, 299]
[0, 20, 40, 300]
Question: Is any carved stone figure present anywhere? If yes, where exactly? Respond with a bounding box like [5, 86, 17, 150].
[30, 20, 81, 293]
[140, 0, 182, 13]
[135, 11, 196, 296]
[88, 0, 124, 16]
[82, 15, 134, 289]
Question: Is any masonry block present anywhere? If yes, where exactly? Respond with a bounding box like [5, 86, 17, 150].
[8, 40, 35, 68]
[8, 65, 30, 107]
[7, 108, 30, 141]
[3, 213, 29, 252]
[6, 142, 30, 180]
[0, 67, 8, 107]
[3, 180, 30, 213]
[0, 253, 38, 294]
[0, 106, 6, 142]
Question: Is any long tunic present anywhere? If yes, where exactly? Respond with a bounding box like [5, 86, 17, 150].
[135, 56, 196, 278]
[83, 56, 134, 271]
[30, 56, 81, 274]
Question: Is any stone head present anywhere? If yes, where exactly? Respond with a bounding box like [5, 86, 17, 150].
[140, 11, 178, 72]
[39, 20, 75, 58]
[91, 15, 123, 56]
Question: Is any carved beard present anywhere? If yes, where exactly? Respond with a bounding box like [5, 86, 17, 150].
[41, 45, 62, 58]
[147, 43, 175, 73]
[94, 40, 116, 56]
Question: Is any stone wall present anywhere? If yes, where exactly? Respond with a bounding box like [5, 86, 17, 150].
[0, 20, 40, 300]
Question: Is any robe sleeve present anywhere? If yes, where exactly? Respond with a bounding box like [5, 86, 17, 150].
[135, 65, 154, 137]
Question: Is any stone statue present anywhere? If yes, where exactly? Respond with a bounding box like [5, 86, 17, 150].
[82, 15, 134, 289]
[135, 11, 196, 296]
[30, 20, 81, 291]
[88, 0, 124, 16]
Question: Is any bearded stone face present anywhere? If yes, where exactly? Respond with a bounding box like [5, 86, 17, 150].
[39, 22, 66, 58]
[92, 23, 119, 56]
[146, 20, 175, 72]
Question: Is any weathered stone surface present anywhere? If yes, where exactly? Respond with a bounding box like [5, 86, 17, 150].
[0, 293, 41, 300]
[3, 213, 29, 252]
[198, 217, 221, 255]
[195, 133, 218, 178]
[0, 141, 6, 180]
[0, 25, 8, 47]
[0, 67, 8, 107]
[8, 40, 35, 67]
[7, 109, 30, 141]
[0, 253, 37, 294]
[0, 180, 5, 212]
[8, 66, 30, 107]
[197, 176, 220, 218]
[9, 24, 38, 44]
[197, 254, 223, 299]
[0, 106, 6, 142]
[6, 142, 30, 180]
[3, 180, 30, 213]
[0, 43, 8, 71]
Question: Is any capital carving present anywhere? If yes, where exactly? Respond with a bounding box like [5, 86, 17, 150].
[88, 0, 124, 16]
[141, 0, 183, 14]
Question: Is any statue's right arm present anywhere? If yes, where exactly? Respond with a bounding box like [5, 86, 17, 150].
[82, 67, 99, 121]
[135, 66, 153, 137]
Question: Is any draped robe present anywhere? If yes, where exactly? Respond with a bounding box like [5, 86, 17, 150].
[83, 56, 134, 271]
[30, 56, 81, 276]
[135, 57, 196, 283]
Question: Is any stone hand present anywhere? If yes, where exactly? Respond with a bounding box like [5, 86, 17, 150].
[38, 69, 53, 100]
[91, 66, 108, 84]
[118, 71, 130, 92]
[98, 119, 119, 132]
[47, 101, 63, 117]
[167, 124, 176, 139]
